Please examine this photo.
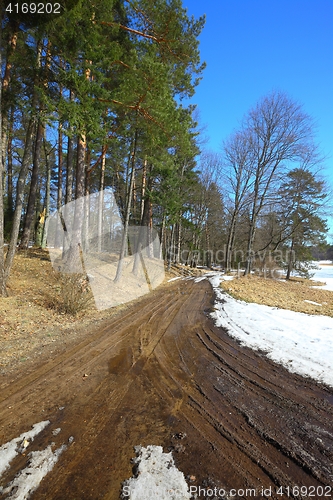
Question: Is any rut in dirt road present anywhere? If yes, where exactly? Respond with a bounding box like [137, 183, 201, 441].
[0, 278, 333, 500]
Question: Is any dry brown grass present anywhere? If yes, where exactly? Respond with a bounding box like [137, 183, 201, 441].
[221, 274, 333, 316]
[0, 249, 129, 373]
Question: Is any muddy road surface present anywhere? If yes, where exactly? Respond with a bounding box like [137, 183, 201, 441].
[0, 278, 333, 499]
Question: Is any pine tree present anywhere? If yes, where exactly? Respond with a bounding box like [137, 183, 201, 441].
[278, 168, 328, 279]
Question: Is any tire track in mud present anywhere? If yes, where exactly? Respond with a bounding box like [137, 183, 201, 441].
[0, 278, 333, 499]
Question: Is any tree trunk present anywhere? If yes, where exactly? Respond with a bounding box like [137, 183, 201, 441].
[57, 122, 63, 212]
[3, 118, 36, 289]
[83, 151, 90, 253]
[76, 135, 86, 195]
[226, 213, 237, 272]
[1, 28, 18, 174]
[160, 214, 166, 260]
[244, 219, 257, 275]
[176, 221, 182, 264]
[35, 208, 45, 247]
[4, 106, 14, 236]
[97, 146, 106, 252]
[132, 164, 154, 275]
[1, 40, 42, 290]
[19, 120, 44, 249]
[286, 239, 295, 280]
[244, 178, 260, 275]
[167, 224, 175, 271]
[148, 197, 154, 258]
[65, 135, 74, 204]
[132, 191, 149, 276]
[41, 135, 51, 248]
[0, 22, 6, 296]
[140, 157, 147, 220]
[64, 134, 86, 271]
[114, 128, 138, 282]
[205, 224, 211, 267]
[65, 90, 75, 205]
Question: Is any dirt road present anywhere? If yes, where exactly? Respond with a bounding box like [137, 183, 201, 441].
[1, 278, 333, 499]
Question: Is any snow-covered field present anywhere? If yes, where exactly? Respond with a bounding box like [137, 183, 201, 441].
[208, 273, 333, 388]
[311, 262, 333, 291]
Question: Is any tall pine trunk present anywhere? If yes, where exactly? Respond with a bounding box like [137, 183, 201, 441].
[132, 164, 154, 275]
[65, 134, 86, 271]
[19, 120, 44, 249]
[160, 214, 166, 260]
[176, 221, 182, 264]
[65, 135, 74, 205]
[83, 150, 91, 253]
[65, 90, 75, 205]
[57, 122, 63, 212]
[54, 121, 63, 249]
[114, 128, 138, 282]
[0, 22, 5, 296]
[41, 136, 51, 249]
[2, 40, 42, 291]
[4, 106, 14, 238]
[1, 27, 18, 174]
[97, 146, 106, 253]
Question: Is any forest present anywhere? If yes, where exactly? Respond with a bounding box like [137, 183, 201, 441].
[0, 0, 331, 298]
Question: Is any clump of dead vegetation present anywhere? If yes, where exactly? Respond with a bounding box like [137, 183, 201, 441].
[48, 272, 94, 315]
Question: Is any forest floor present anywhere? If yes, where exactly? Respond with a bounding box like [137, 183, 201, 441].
[0, 250, 333, 499]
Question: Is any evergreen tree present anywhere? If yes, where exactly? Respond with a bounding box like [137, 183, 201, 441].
[278, 168, 328, 279]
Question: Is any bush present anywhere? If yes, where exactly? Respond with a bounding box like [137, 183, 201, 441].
[51, 273, 94, 315]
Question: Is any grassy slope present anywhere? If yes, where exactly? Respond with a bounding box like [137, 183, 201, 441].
[221, 274, 333, 317]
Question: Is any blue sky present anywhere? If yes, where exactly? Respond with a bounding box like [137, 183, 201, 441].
[183, 0, 333, 241]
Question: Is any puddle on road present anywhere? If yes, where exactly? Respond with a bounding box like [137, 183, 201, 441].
[108, 347, 133, 375]
[320, 392, 333, 405]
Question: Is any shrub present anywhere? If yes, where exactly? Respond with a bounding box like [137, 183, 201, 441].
[51, 273, 94, 315]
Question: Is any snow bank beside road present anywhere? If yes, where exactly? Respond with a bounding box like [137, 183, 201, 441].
[209, 275, 333, 388]
[0, 421, 71, 500]
[0, 421, 50, 477]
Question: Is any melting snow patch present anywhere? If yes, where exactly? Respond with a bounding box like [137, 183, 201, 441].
[206, 273, 222, 288]
[304, 300, 322, 306]
[0, 443, 67, 500]
[0, 421, 50, 477]
[194, 276, 206, 282]
[121, 445, 191, 499]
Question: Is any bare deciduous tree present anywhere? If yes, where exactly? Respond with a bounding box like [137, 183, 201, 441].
[222, 130, 254, 271]
[224, 91, 320, 275]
